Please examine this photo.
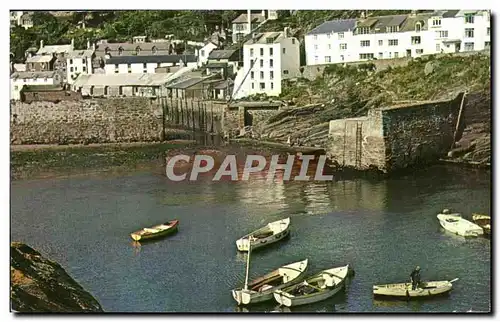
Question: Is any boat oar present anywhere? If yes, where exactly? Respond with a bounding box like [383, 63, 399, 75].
[449, 278, 459, 283]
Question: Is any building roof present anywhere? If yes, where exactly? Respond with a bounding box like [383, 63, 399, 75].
[213, 79, 234, 90]
[307, 19, 357, 35]
[13, 64, 26, 72]
[72, 73, 175, 87]
[232, 13, 266, 24]
[400, 12, 435, 32]
[244, 32, 287, 45]
[95, 41, 172, 52]
[369, 15, 408, 30]
[67, 49, 95, 59]
[208, 49, 239, 60]
[205, 62, 228, 68]
[105, 54, 197, 65]
[37, 44, 73, 55]
[25, 55, 55, 63]
[441, 10, 461, 18]
[167, 76, 214, 89]
[11, 71, 57, 79]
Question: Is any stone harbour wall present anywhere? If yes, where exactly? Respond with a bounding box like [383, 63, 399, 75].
[11, 98, 164, 145]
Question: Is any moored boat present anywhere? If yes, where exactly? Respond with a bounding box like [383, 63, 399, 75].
[232, 259, 309, 305]
[130, 220, 179, 241]
[472, 213, 491, 236]
[373, 278, 458, 298]
[236, 218, 290, 252]
[437, 209, 483, 237]
[273, 265, 349, 307]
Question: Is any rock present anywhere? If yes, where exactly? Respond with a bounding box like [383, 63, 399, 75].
[10, 242, 103, 313]
[424, 61, 440, 76]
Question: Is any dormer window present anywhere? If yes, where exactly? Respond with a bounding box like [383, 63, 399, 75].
[266, 37, 274, 44]
[357, 27, 370, 35]
[386, 26, 399, 33]
[432, 17, 441, 26]
[415, 22, 422, 32]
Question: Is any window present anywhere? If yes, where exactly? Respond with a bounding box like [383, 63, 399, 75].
[201, 50, 205, 57]
[436, 44, 441, 52]
[251, 83, 254, 89]
[485, 41, 490, 49]
[338, 32, 344, 39]
[314, 56, 318, 62]
[411, 36, 421, 45]
[314, 44, 318, 50]
[269, 59, 273, 67]
[327, 33, 331, 39]
[487, 27, 490, 36]
[432, 17, 441, 26]
[378, 52, 383, 58]
[292, 39, 295, 44]
[386, 26, 399, 33]
[328, 44, 332, 49]
[127, 64, 131, 69]
[260, 71, 264, 79]
[464, 42, 474, 51]
[378, 40, 383, 46]
[357, 27, 370, 35]
[340, 55, 344, 61]
[143, 63, 147, 69]
[465, 28, 474, 38]
[82, 59, 86, 64]
[250, 48, 254, 57]
[271, 82, 274, 90]
[152, 47, 157, 54]
[70, 67, 74, 72]
[83, 66, 86, 72]
[359, 53, 374, 60]
[360, 40, 370, 47]
[416, 49, 424, 54]
[260, 59, 263, 67]
[282, 48, 286, 54]
[314, 35, 318, 40]
[269, 48, 273, 56]
[325, 56, 331, 63]
[270, 71, 274, 79]
[340, 43, 347, 50]
[415, 22, 422, 32]
[394, 52, 399, 58]
[283, 70, 289, 75]
[465, 14, 474, 24]
[388, 39, 398, 46]
[388, 52, 392, 58]
[259, 82, 265, 90]
[251, 71, 254, 80]
[69, 59, 73, 64]
[436, 30, 449, 38]
[115, 64, 119, 69]
[260, 48, 264, 56]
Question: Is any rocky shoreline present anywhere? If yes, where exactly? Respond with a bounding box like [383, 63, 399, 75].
[10, 242, 103, 313]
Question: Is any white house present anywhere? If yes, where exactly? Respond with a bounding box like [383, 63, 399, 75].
[104, 55, 198, 75]
[66, 49, 95, 84]
[231, 10, 277, 43]
[10, 11, 32, 29]
[10, 71, 61, 100]
[232, 29, 300, 99]
[197, 41, 218, 67]
[304, 10, 491, 65]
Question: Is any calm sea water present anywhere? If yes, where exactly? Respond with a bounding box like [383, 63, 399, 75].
[11, 164, 491, 313]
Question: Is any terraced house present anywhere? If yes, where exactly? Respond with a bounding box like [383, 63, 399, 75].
[305, 10, 491, 65]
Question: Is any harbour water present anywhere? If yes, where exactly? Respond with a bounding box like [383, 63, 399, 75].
[11, 163, 491, 312]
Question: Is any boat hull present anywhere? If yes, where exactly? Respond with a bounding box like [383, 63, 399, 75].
[274, 284, 344, 307]
[437, 214, 483, 237]
[236, 218, 290, 252]
[373, 281, 453, 298]
[130, 221, 179, 241]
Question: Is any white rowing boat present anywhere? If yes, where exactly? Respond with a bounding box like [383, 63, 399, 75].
[437, 210, 483, 237]
[236, 218, 290, 252]
[273, 265, 349, 307]
[373, 278, 458, 298]
[472, 213, 491, 236]
[232, 259, 308, 305]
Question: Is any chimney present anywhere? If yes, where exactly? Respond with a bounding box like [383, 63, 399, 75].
[87, 39, 91, 49]
[360, 11, 366, 19]
[71, 38, 74, 48]
[92, 42, 96, 51]
[40, 39, 44, 49]
[284, 27, 289, 38]
[261, 10, 266, 17]
[247, 9, 251, 32]
[252, 32, 258, 43]
[410, 10, 418, 16]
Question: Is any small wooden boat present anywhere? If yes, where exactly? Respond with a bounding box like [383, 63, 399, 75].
[437, 210, 483, 237]
[236, 218, 290, 252]
[273, 265, 349, 307]
[373, 278, 458, 298]
[130, 220, 179, 241]
[472, 213, 491, 236]
[232, 259, 309, 305]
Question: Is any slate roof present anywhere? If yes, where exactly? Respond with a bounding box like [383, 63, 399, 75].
[26, 55, 54, 63]
[213, 79, 234, 90]
[21, 85, 64, 92]
[37, 44, 73, 55]
[205, 62, 228, 68]
[67, 49, 95, 59]
[167, 76, 215, 89]
[11, 71, 57, 79]
[72, 73, 175, 87]
[244, 32, 289, 45]
[105, 55, 197, 65]
[307, 19, 356, 35]
[232, 13, 266, 24]
[208, 49, 239, 60]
